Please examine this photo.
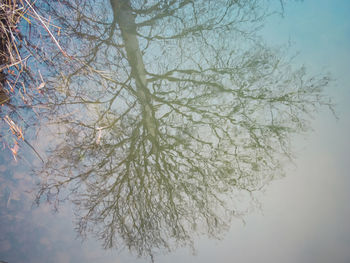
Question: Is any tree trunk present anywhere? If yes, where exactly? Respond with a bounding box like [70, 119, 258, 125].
[110, 0, 158, 142]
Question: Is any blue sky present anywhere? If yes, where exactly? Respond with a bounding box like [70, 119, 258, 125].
[156, 1, 350, 262]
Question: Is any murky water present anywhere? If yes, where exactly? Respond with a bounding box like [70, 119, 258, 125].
[1, 0, 350, 262]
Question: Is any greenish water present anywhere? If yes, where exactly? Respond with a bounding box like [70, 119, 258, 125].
[1, 0, 349, 262]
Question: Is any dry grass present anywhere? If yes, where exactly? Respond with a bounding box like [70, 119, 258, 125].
[0, 0, 64, 161]
[1, 1, 27, 76]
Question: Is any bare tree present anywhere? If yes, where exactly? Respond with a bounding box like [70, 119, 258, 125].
[36, 0, 333, 260]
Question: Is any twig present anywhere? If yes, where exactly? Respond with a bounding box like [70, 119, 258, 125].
[23, 137, 44, 163]
[0, 55, 30, 71]
[23, 0, 69, 58]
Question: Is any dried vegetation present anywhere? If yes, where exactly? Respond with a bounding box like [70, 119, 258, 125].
[0, 0, 64, 161]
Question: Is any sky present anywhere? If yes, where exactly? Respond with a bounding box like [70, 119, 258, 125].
[1, 0, 350, 262]
[158, 1, 350, 262]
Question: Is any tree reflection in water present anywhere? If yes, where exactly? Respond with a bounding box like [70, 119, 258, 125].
[36, 0, 333, 260]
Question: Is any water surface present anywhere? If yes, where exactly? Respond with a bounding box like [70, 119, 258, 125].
[1, 0, 349, 262]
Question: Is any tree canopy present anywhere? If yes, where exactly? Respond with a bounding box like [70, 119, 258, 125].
[34, 0, 333, 260]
